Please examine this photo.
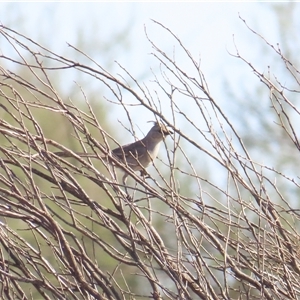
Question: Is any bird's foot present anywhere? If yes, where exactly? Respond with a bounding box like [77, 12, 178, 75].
[140, 170, 150, 178]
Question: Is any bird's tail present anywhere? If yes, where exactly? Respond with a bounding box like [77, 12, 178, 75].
[53, 151, 104, 158]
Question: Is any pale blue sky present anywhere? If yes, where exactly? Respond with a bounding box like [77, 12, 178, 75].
[1, 2, 280, 84]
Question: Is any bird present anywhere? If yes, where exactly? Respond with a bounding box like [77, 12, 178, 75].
[111, 122, 173, 183]
[54, 122, 173, 184]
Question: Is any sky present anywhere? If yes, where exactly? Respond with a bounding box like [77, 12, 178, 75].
[48, 2, 278, 82]
[1, 2, 280, 92]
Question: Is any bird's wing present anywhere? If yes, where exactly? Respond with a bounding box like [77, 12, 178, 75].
[112, 140, 147, 160]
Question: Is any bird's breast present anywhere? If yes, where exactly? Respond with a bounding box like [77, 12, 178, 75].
[147, 142, 161, 160]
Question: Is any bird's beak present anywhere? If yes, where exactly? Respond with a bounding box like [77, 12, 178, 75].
[164, 128, 173, 135]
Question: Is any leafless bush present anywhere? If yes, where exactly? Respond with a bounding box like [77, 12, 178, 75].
[0, 21, 300, 300]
